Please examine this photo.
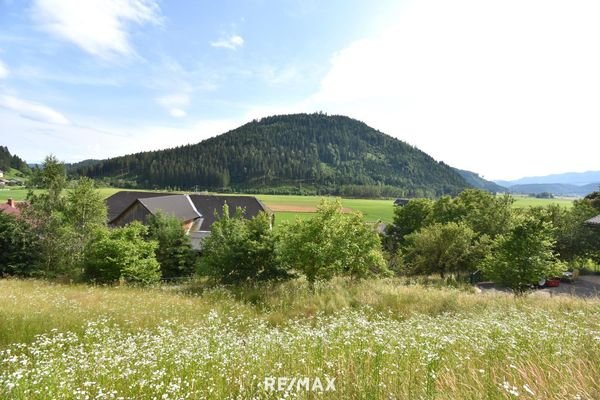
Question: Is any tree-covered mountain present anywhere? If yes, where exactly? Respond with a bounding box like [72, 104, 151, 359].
[453, 168, 507, 193]
[0, 146, 29, 173]
[73, 113, 471, 197]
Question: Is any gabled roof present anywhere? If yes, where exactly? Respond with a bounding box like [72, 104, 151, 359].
[189, 194, 270, 231]
[106, 191, 178, 222]
[138, 194, 201, 222]
[106, 191, 271, 230]
[585, 214, 600, 225]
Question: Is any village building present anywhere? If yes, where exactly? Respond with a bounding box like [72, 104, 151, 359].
[393, 198, 410, 207]
[0, 169, 4, 178]
[105, 191, 271, 250]
[585, 214, 600, 226]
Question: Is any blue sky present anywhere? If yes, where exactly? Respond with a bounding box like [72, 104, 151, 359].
[1, 0, 599, 180]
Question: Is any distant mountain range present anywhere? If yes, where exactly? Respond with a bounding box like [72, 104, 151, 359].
[496, 170, 600, 197]
[496, 171, 600, 187]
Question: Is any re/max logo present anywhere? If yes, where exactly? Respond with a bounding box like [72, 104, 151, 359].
[263, 376, 336, 392]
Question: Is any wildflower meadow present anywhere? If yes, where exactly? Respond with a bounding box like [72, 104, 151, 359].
[1, 279, 598, 399]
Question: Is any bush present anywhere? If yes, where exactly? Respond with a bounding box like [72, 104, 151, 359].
[0, 212, 40, 276]
[84, 223, 161, 285]
[481, 215, 563, 294]
[278, 199, 388, 284]
[146, 212, 197, 279]
[199, 205, 289, 284]
[403, 222, 481, 278]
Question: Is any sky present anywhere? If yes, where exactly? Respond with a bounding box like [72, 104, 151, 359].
[0, 0, 599, 181]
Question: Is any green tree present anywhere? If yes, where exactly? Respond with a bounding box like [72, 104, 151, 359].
[64, 177, 108, 265]
[528, 202, 600, 262]
[24, 163, 107, 279]
[0, 212, 40, 276]
[404, 222, 479, 278]
[199, 205, 289, 284]
[147, 212, 197, 279]
[453, 190, 513, 238]
[29, 155, 67, 212]
[386, 198, 434, 249]
[481, 215, 562, 295]
[278, 200, 388, 285]
[584, 190, 600, 212]
[84, 222, 161, 285]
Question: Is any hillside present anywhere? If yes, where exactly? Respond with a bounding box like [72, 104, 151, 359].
[0, 146, 29, 174]
[74, 113, 470, 197]
[453, 168, 506, 193]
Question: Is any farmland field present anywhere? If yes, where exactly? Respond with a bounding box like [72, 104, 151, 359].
[0, 187, 575, 223]
[0, 279, 598, 399]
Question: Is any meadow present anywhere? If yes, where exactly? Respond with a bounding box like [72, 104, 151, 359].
[0, 279, 598, 399]
[0, 187, 574, 224]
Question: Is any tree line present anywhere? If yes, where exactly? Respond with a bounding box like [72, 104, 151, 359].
[0, 146, 29, 174]
[385, 189, 600, 293]
[2, 156, 600, 294]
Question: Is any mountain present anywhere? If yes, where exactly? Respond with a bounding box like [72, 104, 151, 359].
[66, 159, 101, 171]
[508, 183, 599, 197]
[73, 113, 470, 197]
[496, 170, 600, 187]
[0, 146, 29, 174]
[453, 168, 507, 193]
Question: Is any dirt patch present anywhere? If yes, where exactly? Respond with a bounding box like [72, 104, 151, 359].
[268, 204, 354, 213]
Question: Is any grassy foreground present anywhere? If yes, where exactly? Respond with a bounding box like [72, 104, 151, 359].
[0, 279, 598, 399]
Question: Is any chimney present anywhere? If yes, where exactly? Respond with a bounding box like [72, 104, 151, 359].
[7, 198, 15, 208]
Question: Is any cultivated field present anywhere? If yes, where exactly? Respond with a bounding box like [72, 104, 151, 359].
[0, 279, 598, 399]
[0, 187, 575, 224]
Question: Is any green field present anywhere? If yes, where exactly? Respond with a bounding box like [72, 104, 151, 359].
[0, 279, 598, 399]
[0, 187, 576, 224]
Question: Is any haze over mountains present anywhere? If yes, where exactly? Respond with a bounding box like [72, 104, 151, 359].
[496, 171, 600, 197]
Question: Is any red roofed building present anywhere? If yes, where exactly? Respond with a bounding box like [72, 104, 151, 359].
[0, 199, 21, 217]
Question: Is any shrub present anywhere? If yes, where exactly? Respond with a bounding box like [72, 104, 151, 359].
[481, 214, 563, 294]
[84, 223, 161, 285]
[403, 221, 481, 278]
[0, 212, 40, 276]
[146, 212, 197, 279]
[199, 205, 289, 284]
[278, 199, 388, 285]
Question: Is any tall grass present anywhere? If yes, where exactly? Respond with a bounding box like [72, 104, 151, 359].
[0, 278, 598, 399]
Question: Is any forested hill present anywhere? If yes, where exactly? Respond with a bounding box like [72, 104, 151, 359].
[74, 113, 470, 197]
[0, 146, 29, 173]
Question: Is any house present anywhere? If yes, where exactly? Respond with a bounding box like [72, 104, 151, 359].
[0, 199, 21, 217]
[0, 169, 4, 178]
[585, 214, 600, 226]
[394, 198, 410, 207]
[105, 191, 271, 250]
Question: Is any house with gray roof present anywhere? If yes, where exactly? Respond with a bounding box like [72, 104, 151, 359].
[585, 214, 600, 226]
[106, 191, 271, 250]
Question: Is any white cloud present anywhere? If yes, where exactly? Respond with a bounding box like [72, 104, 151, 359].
[0, 94, 70, 125]
[31, 0, 161, 59]
[307, 0, 600, 180]
[210, 35, 244, 50]
[0, 59, 8, 79]
[156, 93, 190, 118]
[1, 107, 241, 164]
